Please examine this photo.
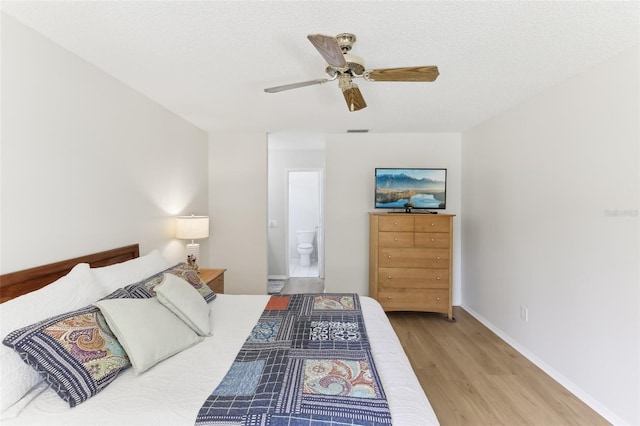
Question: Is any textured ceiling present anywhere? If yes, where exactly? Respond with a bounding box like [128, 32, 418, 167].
[2, 1, 638, 134]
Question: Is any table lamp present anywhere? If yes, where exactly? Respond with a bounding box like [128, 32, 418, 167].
[176, 214, 209, 270]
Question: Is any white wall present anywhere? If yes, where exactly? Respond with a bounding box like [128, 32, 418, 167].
[325, 133, 462, 299]
[461, 46, 639, 425]
[208, 132, 267, 294]
[0, 15, 209, 273]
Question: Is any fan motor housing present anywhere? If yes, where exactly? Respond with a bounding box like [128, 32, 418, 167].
[326, 53, 365, 78]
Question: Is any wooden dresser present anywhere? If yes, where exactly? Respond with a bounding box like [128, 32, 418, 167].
[369, 213, 454, 320]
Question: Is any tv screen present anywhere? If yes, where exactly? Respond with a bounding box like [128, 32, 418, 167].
[375, 168, 447, 210]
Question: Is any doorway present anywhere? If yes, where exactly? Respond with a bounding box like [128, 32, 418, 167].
[266, 133, 325, 294]
[287, 169, 324, 278]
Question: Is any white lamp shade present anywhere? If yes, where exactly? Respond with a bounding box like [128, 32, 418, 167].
[176, 216, 209, 240]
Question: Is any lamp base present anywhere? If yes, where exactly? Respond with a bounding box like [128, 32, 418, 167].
[186, 243, 200, 270]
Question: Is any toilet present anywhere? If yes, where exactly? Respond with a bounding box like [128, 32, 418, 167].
[296, 230, 316, 267]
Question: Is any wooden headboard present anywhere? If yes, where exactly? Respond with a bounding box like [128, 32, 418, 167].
[0, 244, 140, 303]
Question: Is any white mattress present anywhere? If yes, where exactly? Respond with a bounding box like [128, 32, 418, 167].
[4, 295, 439, 426]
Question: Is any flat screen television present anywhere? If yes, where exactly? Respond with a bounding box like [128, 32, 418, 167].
[375, 168, 447, 210]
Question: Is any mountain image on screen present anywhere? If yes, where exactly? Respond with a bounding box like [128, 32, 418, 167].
[376, 173, 442, 190]
[375, 169, 446, 209]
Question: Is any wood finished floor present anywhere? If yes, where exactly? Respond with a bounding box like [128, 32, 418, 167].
[387, 307, 610, 426]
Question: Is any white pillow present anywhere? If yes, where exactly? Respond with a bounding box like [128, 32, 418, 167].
[92, 249, 170, 295]
[0, 263, 103, 414]
[0, 382, 48, 420]
[94, 297, 203, 374]
[155, 273, 212, 336]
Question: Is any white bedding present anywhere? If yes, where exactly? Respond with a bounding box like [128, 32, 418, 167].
[4, 295, 439, 426]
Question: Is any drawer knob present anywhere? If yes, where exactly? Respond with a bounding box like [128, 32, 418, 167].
[431, 238, 435, 242]
[430, 222, 435, 227]
[388, 255, 392, 259]
[436, 297, 441, 301]
[394, 237, 398, 241]
[387, 296, 392, 300]
[436, 256, 441, 260]
[387, 275, 392, 279]
[436, 276, 441, 280]
[394, 222, 398, 225]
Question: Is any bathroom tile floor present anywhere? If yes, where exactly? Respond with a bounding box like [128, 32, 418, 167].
[289, 259, 319, 278]
[280, 259, 324, 294]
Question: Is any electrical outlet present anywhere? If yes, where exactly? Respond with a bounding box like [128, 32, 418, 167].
[520, 305, 529, 322]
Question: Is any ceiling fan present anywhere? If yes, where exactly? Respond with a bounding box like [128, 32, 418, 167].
[264, 33, 439, 112]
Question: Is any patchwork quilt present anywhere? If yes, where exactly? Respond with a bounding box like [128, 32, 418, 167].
[195, 293, 392, 425]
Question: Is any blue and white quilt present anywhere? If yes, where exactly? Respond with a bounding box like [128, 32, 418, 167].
[195, 293, 392, 425]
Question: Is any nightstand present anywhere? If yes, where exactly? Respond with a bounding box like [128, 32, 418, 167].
[199, 268, 226, 294]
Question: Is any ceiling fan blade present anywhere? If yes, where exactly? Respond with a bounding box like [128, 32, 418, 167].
[264, 78, 331, 93]
[342, 84, 367, 112]
[366, 66, 439, 82]
[307, 34, 347, 68]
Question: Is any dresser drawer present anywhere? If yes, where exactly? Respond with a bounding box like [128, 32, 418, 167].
[378, 215, 413, 232]
[378, 289, 449, 313]
[378, 267, 449, 289]
[414, 216, 450, 233]
[378, 232, 414, 247]
[415, 232, 450, 248]
[378, 248, 450, 269]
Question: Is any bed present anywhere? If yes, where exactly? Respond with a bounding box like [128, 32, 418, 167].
[0, 245, 439, 425]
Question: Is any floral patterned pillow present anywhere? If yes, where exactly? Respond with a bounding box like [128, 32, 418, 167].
[2, 289, 131, 407]
[125, 263, 216, 302]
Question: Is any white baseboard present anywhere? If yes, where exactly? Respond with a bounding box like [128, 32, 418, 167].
[267, 275, 287, 281]
[460, 304, 626, 426]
